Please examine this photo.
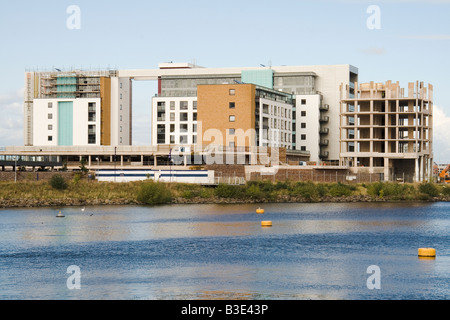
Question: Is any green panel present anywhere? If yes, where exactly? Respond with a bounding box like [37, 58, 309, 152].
[57, 76, 77, 98]
[58, 101, 73, 146]
[241, 69, 274, 89]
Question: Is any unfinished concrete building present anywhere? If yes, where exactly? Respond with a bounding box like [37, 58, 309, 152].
[340, 81, 433, 182]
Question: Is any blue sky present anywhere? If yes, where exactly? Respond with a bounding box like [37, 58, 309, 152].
[1, 0, 449, 162]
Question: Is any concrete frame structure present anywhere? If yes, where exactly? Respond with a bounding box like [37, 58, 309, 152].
[340, 81, 433, 182]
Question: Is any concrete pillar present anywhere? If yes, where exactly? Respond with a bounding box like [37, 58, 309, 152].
[121, 155, 124, 167]
[415, 158, 419, 182]
[420, 156, 424, 182]
[384, 158, 389, 181]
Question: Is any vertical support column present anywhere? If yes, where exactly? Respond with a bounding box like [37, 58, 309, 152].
[420, 156, 424, 182]
[384, 158, 389, 182]
[415, 158, 419, 183]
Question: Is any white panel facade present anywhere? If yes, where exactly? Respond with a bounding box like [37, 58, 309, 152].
[32, 98, 101, 146]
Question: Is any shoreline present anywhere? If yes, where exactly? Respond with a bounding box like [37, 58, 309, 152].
[1, 180, 449, 209]
[1, 194, 449, 209]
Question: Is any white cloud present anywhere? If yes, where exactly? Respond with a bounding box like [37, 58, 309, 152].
[0, 88, 24, 147]
[433, 105, 450, 163]
[400, 34, 450, 40]
[362, 47, 387, 55]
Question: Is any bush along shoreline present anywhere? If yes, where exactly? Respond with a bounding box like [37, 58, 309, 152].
[1, 176, 450, 208]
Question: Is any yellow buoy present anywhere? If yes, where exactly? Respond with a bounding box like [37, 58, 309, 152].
[256, 208, 265, 214]
[418, 248, 436, 258]
[261, 221, 272, 227]
[56, 211, 65, 218]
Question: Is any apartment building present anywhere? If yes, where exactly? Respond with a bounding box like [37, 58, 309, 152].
[340, 80, 433, 182]
[143, 62, 358, 163]
[24, 70, 132, 147]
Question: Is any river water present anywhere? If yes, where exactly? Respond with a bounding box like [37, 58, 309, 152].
[0, 202, 448, 300]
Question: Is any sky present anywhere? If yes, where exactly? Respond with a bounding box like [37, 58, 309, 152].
[0, 0, 449, 163]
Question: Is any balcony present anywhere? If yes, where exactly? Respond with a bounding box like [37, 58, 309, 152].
[320, 104, 329, 111]
[319, 115, 329, 123]
[320, 139, 329, 146]
[320, 151, 329, 158]
[319, 127, 329, 134]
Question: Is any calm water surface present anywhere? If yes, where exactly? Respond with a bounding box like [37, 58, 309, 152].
[0, 202, 448, 300]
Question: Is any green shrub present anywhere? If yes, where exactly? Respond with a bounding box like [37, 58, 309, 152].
[328, 182, 353, 197]
[136, 182, 172, 205]
[418, 183, 439, 198]
[291, 181, 319, 201]
[49, 175, 68, 190]
[215, 184, 244, 199]
[440, 185, 450, 196]
[245, 183, 264, 200]
[366, 182, 414, 199]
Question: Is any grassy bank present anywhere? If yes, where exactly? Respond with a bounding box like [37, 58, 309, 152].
[1, 177, 450, 208]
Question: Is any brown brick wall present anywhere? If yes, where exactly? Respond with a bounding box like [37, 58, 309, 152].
[0, 171, 77, 182]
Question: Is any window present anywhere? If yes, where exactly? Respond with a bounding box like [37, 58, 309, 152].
[157, 124, 166, 144]
[120, 83, 123, 89]
[229, 128, 235, 135]
[48, 113, 53, 120]
[301, 99, 306, 105]
[301, 111, 306, 117]
[229, 141, 235, 147]
[170, 135, 176, 144]
[180, 135, 188, 144]
[193, 113, 197, 121]
[180, 124, 188, 133]
[301, 146, 306, 151]
[229, 89, 235, 96]
[120, 115, 123, 121]
[48, 125, 53, 130]
[229, 115, 235, 122]
[48, 136, 53, 141]
[193, 101, 197, 110]
[120, 104, 123, 111]
[170, 101, 175, 110]
[120, 126, 123, 133]
[301, 123, 306, 129]
[193, 124, 197, 133]
[88, 125, 96, 144]
[193, 135, 197, 144]
[301, 134, 306, 140]
[120, 93, 123, 100]
[170, 124, 175, 133]
[180, 101, 188, 110]
[170, 113, 175, 121]
[229, 102, 235, 109]
[180, 113, 188, 121]
[48, 102, 53, 108]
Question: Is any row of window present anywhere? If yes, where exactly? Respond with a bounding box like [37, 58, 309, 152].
[157, 101, 197, 110]
[158, 112, 198, 122]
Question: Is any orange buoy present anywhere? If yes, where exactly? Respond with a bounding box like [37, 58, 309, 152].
[418, 248, 436, 258]
[256, 208, 265, 214]
[261, 221, 272, 227]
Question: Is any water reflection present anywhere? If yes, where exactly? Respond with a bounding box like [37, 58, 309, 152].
[0, 202, 449, 300]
